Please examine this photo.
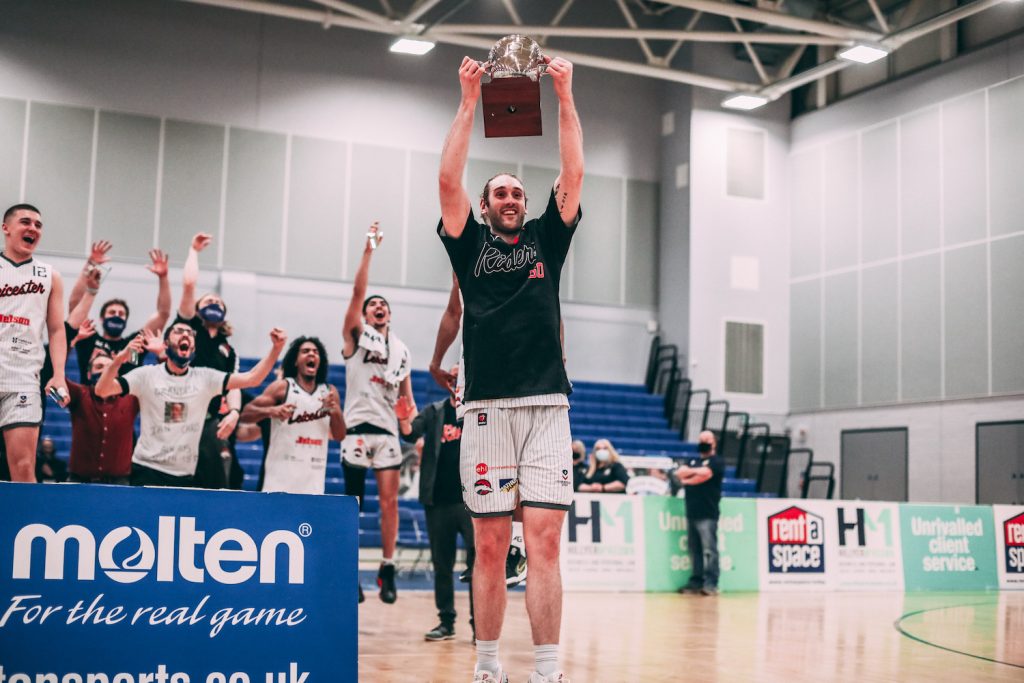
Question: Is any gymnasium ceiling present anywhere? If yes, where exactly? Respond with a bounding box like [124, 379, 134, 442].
[175, 0, 1015, 106]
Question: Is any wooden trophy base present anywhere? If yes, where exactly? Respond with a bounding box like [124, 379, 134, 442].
[481, 76, 542, 138]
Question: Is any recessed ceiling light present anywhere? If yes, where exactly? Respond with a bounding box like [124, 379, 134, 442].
[722, 94, 769, 111]
[390, 36, 435, 56]
[838, 43, 890, 64]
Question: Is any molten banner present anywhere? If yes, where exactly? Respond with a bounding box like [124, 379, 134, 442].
[0, 483, 357, 681]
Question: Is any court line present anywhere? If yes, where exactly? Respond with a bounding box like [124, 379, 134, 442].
[893, 600, 1024, 670]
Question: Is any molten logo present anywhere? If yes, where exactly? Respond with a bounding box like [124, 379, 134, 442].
[1005, 513, 1024, 574]
[12, 517, 305, 585]
[767, 506, 825, 574]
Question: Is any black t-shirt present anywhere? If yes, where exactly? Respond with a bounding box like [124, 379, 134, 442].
[176, 313, 237, 415]
[439, 190, 579, 401]
[588, 461, 630, 489]
[684, 455, 724, 520]
[432, 401, 464, 505]
[75, 329, 147, 379]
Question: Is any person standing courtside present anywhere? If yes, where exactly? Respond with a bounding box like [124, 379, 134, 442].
[675, 430, 724, 596]
[241, 336, 346, 494]
[396, 365, 476, 643]
[438, 53, 584, 683]
[341, 223, 414, 605]
[0, 204, 69, 482]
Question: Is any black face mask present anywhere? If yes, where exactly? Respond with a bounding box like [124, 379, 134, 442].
[697, 442, 713, 454]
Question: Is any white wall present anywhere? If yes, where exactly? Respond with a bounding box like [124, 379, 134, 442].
[1, 0, 665, 384]
[786, 33, 1024, 503]
[687, 104, 791, 424]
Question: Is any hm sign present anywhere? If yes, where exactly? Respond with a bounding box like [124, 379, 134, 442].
[12, 516, 305, 585]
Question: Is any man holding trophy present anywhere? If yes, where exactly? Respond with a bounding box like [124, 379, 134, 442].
[437, 36, 583, 683]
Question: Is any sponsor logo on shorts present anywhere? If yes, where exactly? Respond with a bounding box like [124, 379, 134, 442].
[477, 412, 488, 426]
[476, 463, 488, 475]
[499, 478, 518, 493]
[18, 394, 28, 405]
[562, 469, 569, 480]
[474, 479, 492, 495]
[767, 506, 825, 574]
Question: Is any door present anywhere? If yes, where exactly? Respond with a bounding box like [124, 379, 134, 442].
[841, 428, 908, 502]
[976, 421, 1024, 504]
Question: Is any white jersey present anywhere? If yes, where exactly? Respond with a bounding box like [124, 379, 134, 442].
[262, 379, 332, 494]
[343, 346, 400, 433]
[123, 364, 228, 477]
[0, 256, 53, 391]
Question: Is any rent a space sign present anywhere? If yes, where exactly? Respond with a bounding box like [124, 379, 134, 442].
[0, 483, 357, 682]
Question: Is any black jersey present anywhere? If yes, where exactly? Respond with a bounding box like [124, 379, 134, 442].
[439, 189, 580, 401]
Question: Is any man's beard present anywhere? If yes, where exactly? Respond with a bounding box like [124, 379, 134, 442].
[485, 206, 524, 235]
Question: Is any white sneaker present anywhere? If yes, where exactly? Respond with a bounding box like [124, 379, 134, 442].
[528, 673, 570, 683]
[473, 668, 508, 683]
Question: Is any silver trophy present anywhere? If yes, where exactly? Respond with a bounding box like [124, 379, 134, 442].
[481, 34, 546, 137]
[486, 34, 547, 80]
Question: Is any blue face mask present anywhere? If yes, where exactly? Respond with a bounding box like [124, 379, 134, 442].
[198, 303, 225, 323]
[102, 316, 127, 337]
[87, 372, 102, 386]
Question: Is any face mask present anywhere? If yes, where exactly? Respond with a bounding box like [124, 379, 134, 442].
[198, 303, 226, 323]
[165, 344, 196, 368]
[698, 442, 713, 454]
[102, 316, 126, 337]
[87, 372, 103, 386]
[595, 448, 611, 463]
[573, 451, 585, 462]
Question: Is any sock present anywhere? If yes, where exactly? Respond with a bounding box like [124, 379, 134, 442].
[476, 639, 500, 674]
[534, 644, 558, 677]
[510, 521, 525, 552]
[381, 558, 394, 567]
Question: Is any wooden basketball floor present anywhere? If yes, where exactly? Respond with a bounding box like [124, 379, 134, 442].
[360, 589, 1023, 682]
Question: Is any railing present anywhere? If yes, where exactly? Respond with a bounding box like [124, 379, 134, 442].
[738, 422, 771, 480]
[680, 389, 710, 442]
[756, 435, 792, 497]
[802, 462, 836, 499]
[787, 448, 814, 499]
[719, 412, 750, 472]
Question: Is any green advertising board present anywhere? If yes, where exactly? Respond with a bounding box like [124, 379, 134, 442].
[899, 504, 999, 591]
[643, 497, 759, 592]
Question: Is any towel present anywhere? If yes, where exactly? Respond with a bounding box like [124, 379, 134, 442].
[357, 326, 411, 388]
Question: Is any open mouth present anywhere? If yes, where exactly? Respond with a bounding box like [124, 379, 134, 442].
[177, 341, 191, 354]
[304, 360, 318, 371]
[22, 235, 36, 245]
[374, 312, 386, 321]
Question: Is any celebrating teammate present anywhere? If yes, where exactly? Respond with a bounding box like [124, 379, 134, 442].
[241, 336, 346, 494]
[341, 223, 414, 604]
[95, 323, 287, 487]
[0, 204, 69, 482]
[438, 53, 584, 683]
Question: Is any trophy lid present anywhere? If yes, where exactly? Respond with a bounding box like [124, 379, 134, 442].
[487, 34, 545, 79]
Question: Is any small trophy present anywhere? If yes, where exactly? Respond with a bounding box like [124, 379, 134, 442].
[481, 35, 546, 138]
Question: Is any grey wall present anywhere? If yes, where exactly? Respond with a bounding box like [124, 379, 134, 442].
[789, 39, 1024, 411]
[0, 0, 665, 382]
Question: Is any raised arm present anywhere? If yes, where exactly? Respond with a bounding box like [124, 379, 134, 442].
[141, 249, 171, 334]
[67, 241, 111, 314]
[545, 56, 584, 226]
[67, 267, 102, 330]
[226, 328, 287, 391]
[439, 57, 484, 238]
[95, 335, 145, 398]
[342, 224, 380, 357]
[429, 273, 463, 391]
[323, 385, 346, 441]
[239, 379, 291, 423]
[44, 271, 69, 406]
[179, 233, 212, 320]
